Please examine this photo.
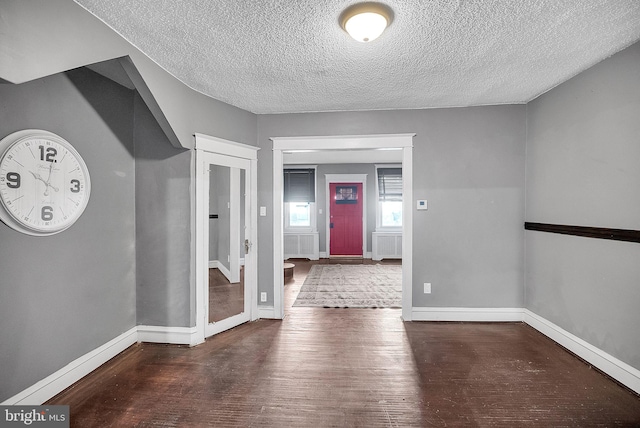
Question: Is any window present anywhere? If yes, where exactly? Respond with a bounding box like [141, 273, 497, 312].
[287, 202, 311, 227]
[284, 168, 316, 230]
[376, 167, 402, 228]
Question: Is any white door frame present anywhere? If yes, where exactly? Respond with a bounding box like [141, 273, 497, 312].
[325, 174, 367, 258]
[194, 133, 259, 345]
[271, 134, 414, 321]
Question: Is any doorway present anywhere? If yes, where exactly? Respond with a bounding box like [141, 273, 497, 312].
[329, 182, 363, 256]
[271, 134, 414, 321]
[194, 134, 259, 344]
[208, 165, 244, 323]
[325, 175, 367, 257]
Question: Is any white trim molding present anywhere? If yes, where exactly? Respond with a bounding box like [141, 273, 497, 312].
[272, 134, 414, 151]
[272, 133, 415, 322]
[193, 133, 260, 346]
[412, 307, 524, 322]
[194, 133, 259, 160]
[524, 310, 640, 394]
[137, 325, 199, 347]
[208, 260, 232, 283]
[324, 173, 368, 258]
[5, 309, 639, 405]
[410, 307, 640, 394]
[1, 327, 138, 405]
[258, 306, 277, 319]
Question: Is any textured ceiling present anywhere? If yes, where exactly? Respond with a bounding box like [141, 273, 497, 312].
[73, 0, 640, 114]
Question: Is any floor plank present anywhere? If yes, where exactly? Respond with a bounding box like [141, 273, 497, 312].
[48, 259, 640, 427]
[209, 268, 244, 323]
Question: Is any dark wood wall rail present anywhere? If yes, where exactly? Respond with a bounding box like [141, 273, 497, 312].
[524, 222, 640, 243]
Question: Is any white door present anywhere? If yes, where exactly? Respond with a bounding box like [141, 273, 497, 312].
[195, 135, 258, 342]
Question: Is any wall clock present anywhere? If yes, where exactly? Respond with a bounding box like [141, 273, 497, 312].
[0, 130, 91, 236]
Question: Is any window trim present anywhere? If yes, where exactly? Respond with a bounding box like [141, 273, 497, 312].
[375, 164, 403, 232]
[284, 201, 316, 232]
[272, 133, 415, 322]
[283, 165, 317, 232]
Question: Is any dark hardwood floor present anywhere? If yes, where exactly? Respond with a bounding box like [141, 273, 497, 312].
[48, 259, 640, 427]
[209, 268, 244, 323]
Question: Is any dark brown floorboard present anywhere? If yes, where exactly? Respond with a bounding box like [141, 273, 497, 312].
[209, 268, 244, 323]
[48, 259, 640, 427]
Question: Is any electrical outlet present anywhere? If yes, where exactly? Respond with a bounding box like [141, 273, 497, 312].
[260, 292, 267, 302]
[424, 283, 432, 294]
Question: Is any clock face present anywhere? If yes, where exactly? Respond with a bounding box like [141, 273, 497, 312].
[0, 130, 91, 236]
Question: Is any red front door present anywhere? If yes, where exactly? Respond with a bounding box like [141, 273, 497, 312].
[329, 183, 363, 256]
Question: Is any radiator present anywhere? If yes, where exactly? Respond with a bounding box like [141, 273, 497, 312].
[372, 232, 402, 261]
[284, 232, 319, 260]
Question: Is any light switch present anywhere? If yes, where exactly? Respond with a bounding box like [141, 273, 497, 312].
[260, 206, 267, 216]
[417, 200, 428, 210]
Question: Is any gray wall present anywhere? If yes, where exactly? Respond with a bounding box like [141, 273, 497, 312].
[258, 106, 527, 307]
[134, 93, 192, 327]
[1, 0, 258, 151]
[0, 68, 136, 401]
[525, 42, 640, 369]
[210, 166, 231, 271]
[0, 0, 260, 399]
[5, 0, 637, 400]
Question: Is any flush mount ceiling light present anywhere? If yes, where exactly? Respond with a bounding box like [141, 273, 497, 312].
[340, 2, 394, 43]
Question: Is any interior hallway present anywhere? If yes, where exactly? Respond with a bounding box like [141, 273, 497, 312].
[48, 259, 640, 427]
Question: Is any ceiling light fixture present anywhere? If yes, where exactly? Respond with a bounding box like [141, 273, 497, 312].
[340, 2, 393, 43]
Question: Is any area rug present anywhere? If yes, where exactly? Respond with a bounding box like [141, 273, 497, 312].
[293, 264, 402, 308]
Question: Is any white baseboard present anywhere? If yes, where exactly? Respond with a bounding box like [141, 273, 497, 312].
[218, 264, 231, 282]
[209, 260, 232, 282]
[319, 252, 327, 258]
[258, 306, 278, 319]
[412, 307, 524, 322]
[1, 327, 138, 405]
[137, 325, 199, 346]
[524, 309, 640, 394]
[365, 252, 372, 259]
[6, 308, 638, 406]
[410, 307, 640, 394]
[2, 324, 198, 405]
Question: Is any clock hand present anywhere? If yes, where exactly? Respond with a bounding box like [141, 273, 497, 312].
[44, 162, 59, 192]
[29, 170, 58, 196]
[30, 171, 47, 185]
[45, 161, 54, 183]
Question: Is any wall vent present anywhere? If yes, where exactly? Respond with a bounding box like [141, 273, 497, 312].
[284, 232, 319, 260]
